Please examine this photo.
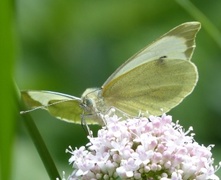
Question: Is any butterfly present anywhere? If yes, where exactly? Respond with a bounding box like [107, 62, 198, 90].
[21, 22, 201, 126]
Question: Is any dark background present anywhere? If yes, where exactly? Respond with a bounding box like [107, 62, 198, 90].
[13, 0, 221, 179]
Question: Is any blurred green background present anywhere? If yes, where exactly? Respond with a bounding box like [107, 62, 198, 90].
[3, 0, 221, 179]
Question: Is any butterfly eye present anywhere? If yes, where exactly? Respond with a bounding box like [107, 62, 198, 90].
[84, 98, 93, 107]
[86, 99, 91, 106]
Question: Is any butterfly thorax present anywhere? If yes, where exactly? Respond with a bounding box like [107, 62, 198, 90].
[81, 87, 106, 118]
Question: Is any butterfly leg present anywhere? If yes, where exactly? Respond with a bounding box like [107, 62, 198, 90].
[81, 112, 93, 137]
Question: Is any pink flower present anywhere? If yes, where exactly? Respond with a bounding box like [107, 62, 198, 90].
[66, 114, 220, 180]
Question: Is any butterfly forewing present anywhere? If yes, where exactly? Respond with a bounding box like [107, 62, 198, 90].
[103, 22, 201, 86]
[21, 91, 83, 123]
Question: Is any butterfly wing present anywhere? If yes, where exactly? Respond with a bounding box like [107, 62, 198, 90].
[103, 22, 200, 86]
[102, 22, 200, 116]
[21, 91, 86, 124]
[102, 58, 197, 116]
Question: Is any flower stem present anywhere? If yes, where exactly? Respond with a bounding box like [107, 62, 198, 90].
[17, 85, 61, 179]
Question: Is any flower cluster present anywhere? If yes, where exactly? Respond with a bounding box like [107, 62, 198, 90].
[66, 114, 220, 180]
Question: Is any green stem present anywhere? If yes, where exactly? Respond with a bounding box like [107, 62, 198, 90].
[176, 0, 221, 49]
[0, 0, 15, 179]
[16, 85, 61, 179]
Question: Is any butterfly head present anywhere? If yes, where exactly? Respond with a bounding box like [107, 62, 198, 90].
[81, 87, 104, 114]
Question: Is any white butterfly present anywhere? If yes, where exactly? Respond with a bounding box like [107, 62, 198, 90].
[21, 22, 201, 126]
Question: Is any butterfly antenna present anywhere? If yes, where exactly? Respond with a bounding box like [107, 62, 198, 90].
[20, 106, 45, 114]
[20, 99, 74, 114]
